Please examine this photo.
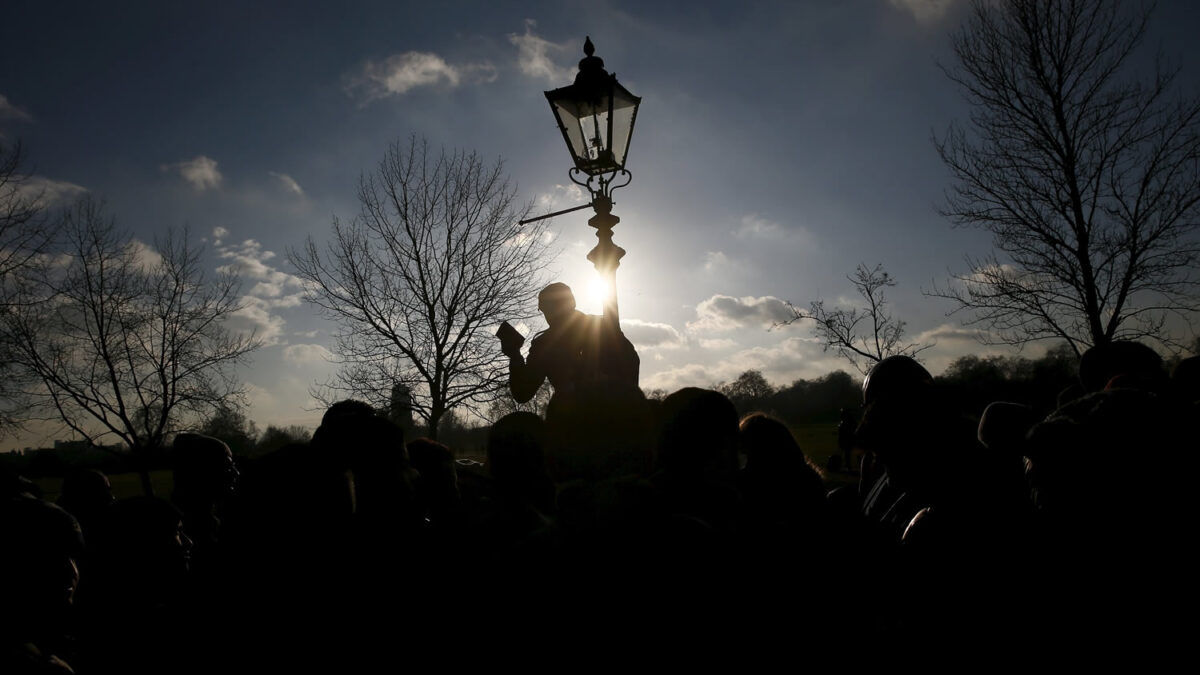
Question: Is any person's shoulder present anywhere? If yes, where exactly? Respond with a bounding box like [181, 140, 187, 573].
[529, 328, 552, 347]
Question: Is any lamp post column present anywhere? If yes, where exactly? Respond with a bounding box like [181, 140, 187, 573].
[586, 195, 625, 330]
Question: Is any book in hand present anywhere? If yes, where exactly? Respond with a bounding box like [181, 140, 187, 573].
[496, 321, 525, 355]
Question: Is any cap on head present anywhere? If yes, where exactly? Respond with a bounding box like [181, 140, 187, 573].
[538, 283, 576, 314]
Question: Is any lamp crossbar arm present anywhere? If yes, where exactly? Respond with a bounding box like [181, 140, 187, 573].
[518, 201, 596, 225]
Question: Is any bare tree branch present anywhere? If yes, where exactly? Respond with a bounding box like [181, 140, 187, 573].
[780, 263, 932, 375]
[0, 140, 56, 436]
[928, 0, 1200, 353]
[2, 196, 260, 491]
[288, 136, 553, 438]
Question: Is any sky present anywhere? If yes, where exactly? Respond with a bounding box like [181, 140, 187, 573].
[2, 0, 1198, 447]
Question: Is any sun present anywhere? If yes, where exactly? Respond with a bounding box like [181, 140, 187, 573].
[585, 276, 613, 311]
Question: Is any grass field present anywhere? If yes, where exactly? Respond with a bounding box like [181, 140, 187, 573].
[33, 469, 174, 503]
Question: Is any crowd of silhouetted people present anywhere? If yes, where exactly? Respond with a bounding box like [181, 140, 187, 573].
[3, 340, 1197, 671]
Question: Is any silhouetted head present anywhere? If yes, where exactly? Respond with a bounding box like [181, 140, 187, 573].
[487, 412, 554, 512]
[538, 282, 576, 328]
[57, 468, 114, 528]
[173, 432, 238, 499]
[0, 496, 84, 622]
[408, 437, 457, 486]
[1026, 388, 1174, 527]
[862, 355, 932, 405]
[977, 401, 1037, 457]
[1078, 341, 1165, 393]
[738, 412, 823, 478]
[95, 497, 192, 603]
[655, 388, 740, 484]
[105, 497, 193, 575]
[321, 399, 377, 426]
[1171, 355, 1200, 403]
[487, 412, 548, 483]
[407, 437, 459, 512]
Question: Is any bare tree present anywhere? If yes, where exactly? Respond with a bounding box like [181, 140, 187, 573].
[929, 0, 1200, 355]
[782, 263, 931, 375]
[485, 380, 552, 423]
[290, 136, 551, 439]
[0, 141, 56, 436]
[4, 197, 260, 494]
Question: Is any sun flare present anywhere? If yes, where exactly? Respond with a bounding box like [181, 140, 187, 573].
[585, 276, 613, 311]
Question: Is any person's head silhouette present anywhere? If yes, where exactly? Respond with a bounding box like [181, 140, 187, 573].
[538, 283, 576, 328]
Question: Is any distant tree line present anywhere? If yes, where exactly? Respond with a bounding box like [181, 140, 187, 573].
[685, 342, 1088, 430]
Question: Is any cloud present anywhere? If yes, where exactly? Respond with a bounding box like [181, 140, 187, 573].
[698, 338, 737, 350]
[212, 226, 228, 246]
[704, 251, 733, 273]
[641, 336, 844, 393]
[269, 171, 304, 197]
[14, 176, 87, 207]
[162, 156, 222, 191]
[641, 363, 725, 392]
[909, 322, 1010, 375]
[215, 235, 309, 346]
[282, 343, 333, 365]
[126, 239, 163, 270]
[911, 323, 985, 346]
[687, 294, 794, 333]
[226, 295, 287, 346]
[509, 20, 575, 84]
[735, 214, 782, 239]
[734, 213, 815, 246]
[535, 183, 585, 212]
[269, 293, 305, 308]
[0, 94, 32, 122]
[887, 0, 957, 25]
[216, 238, 305, 303]
[622, 319, 684, 351]
[345, 51, 496, 102]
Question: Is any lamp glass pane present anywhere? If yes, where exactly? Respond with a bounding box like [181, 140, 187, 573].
[552, 100, 588, 160]
[610, 105, 634, 167]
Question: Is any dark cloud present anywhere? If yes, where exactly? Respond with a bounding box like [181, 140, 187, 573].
[688, 294, 793, 332]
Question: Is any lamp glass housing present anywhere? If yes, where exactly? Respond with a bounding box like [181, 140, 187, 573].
[546, 77, 640, 177]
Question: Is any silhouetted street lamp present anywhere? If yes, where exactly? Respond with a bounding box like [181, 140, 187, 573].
[522, 37, 641, 327]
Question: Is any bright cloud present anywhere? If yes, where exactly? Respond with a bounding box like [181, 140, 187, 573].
[215, 235, 310, 346]
[15, 176, 87, 207]
[269, 171, 304, 197]
[888, 0, 957, 25]
[162, 156, 222, 191]
[226, 295, 287, 346]
[687, 294, 794, 333]
[212, 226, 229, 245]
[509, 20, 575, 84]
[0, 94, 32, 121]
[641, 336, 843, 393]
[282, 343, 333, 365]
[127, 240, 163, 271]
[345, 51, 496, 102]
[535, 183, 585, 212]
[216, 238, 305, 299]
[622, 319, 684, 351]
